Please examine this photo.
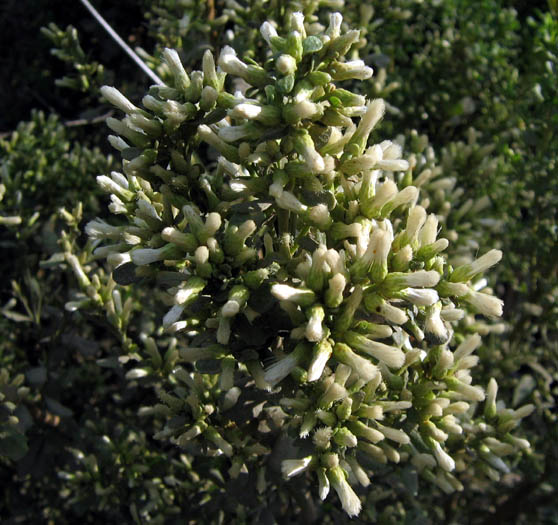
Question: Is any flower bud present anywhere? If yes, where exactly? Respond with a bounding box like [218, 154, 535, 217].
[100, 86, 139, 114]
[163, 48, 191, 91]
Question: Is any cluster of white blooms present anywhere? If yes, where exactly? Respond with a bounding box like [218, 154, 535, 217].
[86, 11, 532, 517]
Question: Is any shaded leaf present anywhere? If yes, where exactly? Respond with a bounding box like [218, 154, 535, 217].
[45, 397, 74, 417]
[112, 262, 140, 285]
[0, 429, 28, 461]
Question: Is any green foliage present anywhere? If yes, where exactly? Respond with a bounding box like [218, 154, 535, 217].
[41, 23, 107, 94]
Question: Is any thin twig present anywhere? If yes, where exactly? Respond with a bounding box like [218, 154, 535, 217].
[64, 110, 114, 127]
[0, 111, 114, 139]
[79, 0, 164, 86]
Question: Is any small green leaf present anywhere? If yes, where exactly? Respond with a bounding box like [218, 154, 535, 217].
[277, 74, 295, 94]
[121, 147, 143, 161]
[329, 96, 343, 108]
[302, 36, 323, 55]
[199, 107, 227, 125]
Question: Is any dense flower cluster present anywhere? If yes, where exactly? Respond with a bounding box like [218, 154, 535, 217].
[83, 11, 534, 517]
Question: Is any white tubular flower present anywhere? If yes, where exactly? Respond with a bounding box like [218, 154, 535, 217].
[174, 277, 206, 305]
[369, 297, 409, 324]
[345, 457, 370, 487]
[260, 21, 278, 44]
[107, 251, 131, 268]
[325, 273, 347, 308]
[326, 12, 343, 39]
[100, 86, 138, 114]
[485, 377, 498, 418]
[381, 140, 403, 159]
[411, 453, 437, 471]
[294, 132, 325, 173]
[387, 185, 418, 211]
[439, 415, 463, 436]
[136, 199, 161, 222]
[131, 246, 171, 266]
[276, 190, 308, 214]
[330, 222, 362, 240]
[505, 435, 531, 450]
[308, 204, 332, 230]
[198, 124, 239, 161]
[446, 377, 486, 402]
[432, 441, 456, 472]
[163, 304, 185, 327]
[313, 427, 333, 449]
[350, 99, 385, 149]
[308, 340, 333, 382]
[425, 303, 449, 344]
[385, 270, 440, 290]
[292, 99, 323, 121]
[319, 380, 349, 409]
[218, 45, 249, 77]
[333, 343, 380, 382]
[404, 205, 427, 245]
[376, 422, 410, 445]
[271, 284, 316, 306]
[376, 159, 410, 172]
[317, 468, 330, 500]
[96, 175, 134, 201]
[438, 281, 470, 297]
[163, 48, 190, 89]
[350, 228, 392, 281]
[348, 420, 385, 444]
[264, 344, 306, 386]
[451, 249, 503, 282]
[365, 179, 398, 218]
[480, 445, 510, 474]
[344, 332, 405, 369]
[513, 404, 535, 420]
[454, 334, 482, 361]
[230, 103, 262, 119]
[419, 214, 439, 246]
[401, 287, 439, 306]
[305, 305, 325, 343]
[332, 60, 373, 80]
[282, 456, 314, 478]
[327, 466, 362, 517]
[341, 155, 380, 177]
[290, 11, 306, 37]
[441, 307, 466, 321]
[463, 290, 504, 317]
[85, 219, 121, 240]
[275, 55, 296, 75]
[65, 253, 91, 288]
[217, 316, 231, 344]
[108, 134, 129, 151]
